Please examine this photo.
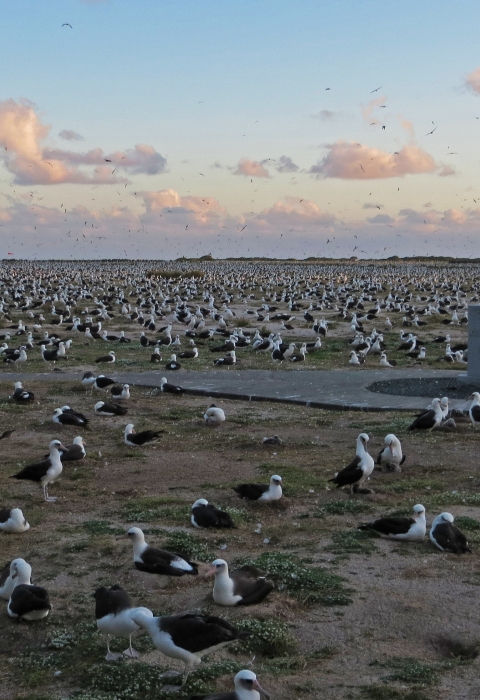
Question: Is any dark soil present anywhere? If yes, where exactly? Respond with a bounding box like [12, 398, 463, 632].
[367, 377, 480, 398]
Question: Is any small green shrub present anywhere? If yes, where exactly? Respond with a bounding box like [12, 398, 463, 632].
[234, 617, 297, 657]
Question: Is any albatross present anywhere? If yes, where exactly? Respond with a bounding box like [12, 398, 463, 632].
[130, 610, 246, 684]
[191, 499, 235, 529]
[376, 434, 406, 472]
[430, 513, 471, 554]
[408, 397, 443, 431]
[124, 423, 163, 446]
[10, 439, 67, 501]
[94, 584, 154, 661]
[124, 527, 198, 576]
[328, 433, 374, 494]
[189, 669, 270, 700]
[203, 404, 226, 425]
[359, 504, 426, 541]
[233, 475, 282, 502]
[0, 507, 30, 533]
[207, 559, 274, 606]
[7, 559, 51, 620]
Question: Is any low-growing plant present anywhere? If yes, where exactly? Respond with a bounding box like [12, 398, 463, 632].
[164, 530, 214, 562]
[315, 499, 372, 517]
[233, 617, 297, 657]
[234, 552, 352, 605]
[325, 530, 378, 556]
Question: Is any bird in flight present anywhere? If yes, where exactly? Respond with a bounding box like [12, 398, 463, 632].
[426, 126, 437, 135]
[62, 23, 73, 28]
[370, 86, 382, 93]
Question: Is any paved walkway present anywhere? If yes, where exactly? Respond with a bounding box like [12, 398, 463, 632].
[1, 367, 470, 412]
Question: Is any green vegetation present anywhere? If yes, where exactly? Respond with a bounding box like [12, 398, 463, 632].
[235, 552, 352, 605]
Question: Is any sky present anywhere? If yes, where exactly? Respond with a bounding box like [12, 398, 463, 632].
[2, 0, 480, 260]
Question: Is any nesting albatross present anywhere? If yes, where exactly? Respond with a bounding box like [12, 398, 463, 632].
[207, 559, 274, 606]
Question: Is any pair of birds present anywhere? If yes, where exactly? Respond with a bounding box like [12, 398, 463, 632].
[123, 525, 274, 606]
[329, 433, 405, 493]
[359, 505, 471, 554]
[94, 584, 269, 695]
[0, 559, 51, 620]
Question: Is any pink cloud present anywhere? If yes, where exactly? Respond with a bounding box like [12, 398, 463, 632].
[141, 189, 226, 223]
[233, 158, 270, 178]
[256, 196, 337, 228]
[310, 141, 445, 179]
[466, 67, 480, 95]
[0, 99, 166, 185]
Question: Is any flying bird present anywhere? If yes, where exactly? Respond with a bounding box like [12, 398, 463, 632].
[62, 23, 73, 28]
[370, 86, 382, 93]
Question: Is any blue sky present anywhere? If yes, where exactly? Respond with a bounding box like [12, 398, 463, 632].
[1, 0, 480, 259]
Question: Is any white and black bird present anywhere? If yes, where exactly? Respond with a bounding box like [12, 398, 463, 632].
[125, 527, 198, 576]
[94, 584, 154, 661]
[408, 397, 443, 431]
[150, 347, 162, 363]
[376, 434, 405, 472]
[53, 406, 89, 427]
[130, 610, 246, 682]
[430, 513, 471, 554]
[166, 353, 181, 370]
[203, 404, 226, 425]
[94, 401, 128, 416]
[191, 499, 235, 529]
[93, 375, 116, 391]
[469, 392, 480, 428]
[379, 353, 396, 368]
[7, 559, 51, 620]
[12, 381, 34, 403]
[233, 475, 282, 502]
[359, 504, 426, 541]
[95, 350, 116, 364]
[160, 377, 184, 393]
[82, 371, 96, 392]
[262, 435, 282, 445]
[110, 384, 130, 400]
[189, 669, 270, 700]
[124, 423, 163, 446]
[0, 507, 30, 533]
[10, 439, 67, 501]
[328, 433, 374, 494]
[56, 436, 86, 462]
[0, 559, 26, 600]
[207, 559, 274, 606]
[214, 350, 236, 366]
[178, 346, 199, 360]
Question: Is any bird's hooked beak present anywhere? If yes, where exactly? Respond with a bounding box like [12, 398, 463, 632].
[205, 566, 217, 578]
[253, 680, 270, 699]
[58, 444, 68, 452]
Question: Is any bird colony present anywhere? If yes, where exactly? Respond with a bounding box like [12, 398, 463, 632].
[0, 259, 480, 699]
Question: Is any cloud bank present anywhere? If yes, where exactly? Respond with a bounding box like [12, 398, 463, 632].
[0, 99, 167, 185]
[309, 141, 450, 179]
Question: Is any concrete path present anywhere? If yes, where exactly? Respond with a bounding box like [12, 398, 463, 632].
[0, 367, 468, 412]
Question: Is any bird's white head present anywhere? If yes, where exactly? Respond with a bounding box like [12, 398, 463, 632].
[11, 558, 32, 584]
[124, 423, 135, 434]
[270, 475, 283, 485]
[413, 504, 426, 518]
[192, 498, 209, 508]
[206, 559, 228, 578]
[235, 670, 270, 699]
[439, 512, 454, 524]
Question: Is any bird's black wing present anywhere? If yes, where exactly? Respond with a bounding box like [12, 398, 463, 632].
[0, 508, 11, 523]
[433, 523, 471, 554]
[11, 459, 50, 482]
[359, 517, 414, 536]
[408, 409, 435, 430]
[163, 613, 241, 653]
[9, 584, 51, 615]
[471, 406, 480, 422]
[329, 456, 363, 486]
[94, 585, 132, 619]
[233, 483, 269, 500]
